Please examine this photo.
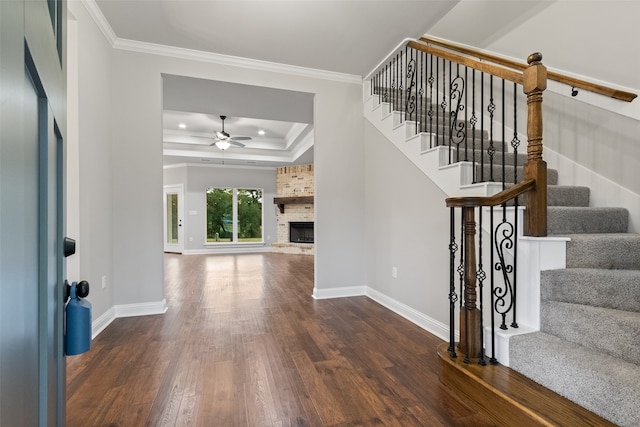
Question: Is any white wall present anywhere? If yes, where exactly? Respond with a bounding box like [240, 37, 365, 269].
[430, 0, 640, 231]
[364, 120, 450, 327]
[163, 164, 278, 252]
[68, 1, 114, 320]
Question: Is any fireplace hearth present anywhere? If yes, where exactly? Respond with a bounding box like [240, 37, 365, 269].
[289, 222, 314, 244]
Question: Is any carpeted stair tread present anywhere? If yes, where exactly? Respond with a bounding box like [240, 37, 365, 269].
[562, 233, 640, 270]
[547, 185, 590, 207]
[509, 331, 640, 427]
[476, 164, 558, 185]
[541, 300, 640, 365]
[548, 206, 628, 234]
[542, 268, 640, 312]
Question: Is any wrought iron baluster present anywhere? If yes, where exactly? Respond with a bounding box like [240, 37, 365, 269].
[480, 72, 485, 182]
[488, 75, 496, 181]
[458, 208, 465, 313]
[511, 82, 520, 329]
[419, 51, 424, 134]
[501, 79, 506, 190]
[494, 215, 515, 331]
[448, 208, 458, 358]
[489, 205, 497, 363]
[428, 54, 434, 146]
[391, 55, 398, 111]
[450, 63, 466, 163]
[464, 66, 468, 161]
[471, 69, 478, 182]
[477, 207, 487, 366]
[441, 59, 449, 161]
[406, 47, 416, 126]
[399, 50, 404, 121]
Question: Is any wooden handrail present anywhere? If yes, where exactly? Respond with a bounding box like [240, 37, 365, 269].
[446, 179, 536, 208]
[420, 36, 637, 102]
[406, 41, 523, 85]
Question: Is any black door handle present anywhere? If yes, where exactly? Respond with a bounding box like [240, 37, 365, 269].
[63, 237, 76, 257]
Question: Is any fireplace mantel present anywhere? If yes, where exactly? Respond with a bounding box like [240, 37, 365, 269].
[273, 196, 314, 213]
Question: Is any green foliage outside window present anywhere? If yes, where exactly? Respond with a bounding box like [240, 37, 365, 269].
[207, 188, 233, 242]
[206, 188, 262, 243]
[237, 189, 263, 242]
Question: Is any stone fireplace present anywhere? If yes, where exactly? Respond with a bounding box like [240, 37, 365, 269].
[271, 164, 314, 255]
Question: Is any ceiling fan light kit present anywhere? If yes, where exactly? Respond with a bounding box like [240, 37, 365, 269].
[212, 115, 249, 150]
[215, 140, 231, 150]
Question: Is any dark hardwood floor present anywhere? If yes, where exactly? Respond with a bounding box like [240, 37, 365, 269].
[67, 253, 497, 426]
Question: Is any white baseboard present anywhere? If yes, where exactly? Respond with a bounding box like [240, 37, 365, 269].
[91, 299, 168, 339]
[92, 306, 116, 339]
[311, 284, 455, 343]
[312, 286, 366, 299]
[182, 246, 272, 255]
[365, 287, 454, 343]
[115, 299, 168, 318]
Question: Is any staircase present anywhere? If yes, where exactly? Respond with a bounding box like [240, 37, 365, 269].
[509, 194, 640, 426]
[364, 80, 640, 427]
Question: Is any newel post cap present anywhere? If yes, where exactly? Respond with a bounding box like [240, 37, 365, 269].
[524, 52, 547, 93]
[527, 52, 543, 65]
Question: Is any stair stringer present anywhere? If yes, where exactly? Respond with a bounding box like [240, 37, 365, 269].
[364, 91, 568, 367]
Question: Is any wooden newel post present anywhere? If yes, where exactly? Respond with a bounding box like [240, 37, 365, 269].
[523, 52, 548, 237]
[459, 206, 482, 359]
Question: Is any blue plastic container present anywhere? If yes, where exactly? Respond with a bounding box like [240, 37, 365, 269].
[65, 284, 92, 356]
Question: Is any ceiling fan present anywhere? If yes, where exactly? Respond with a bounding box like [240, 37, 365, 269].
[208, 115, 252, 150]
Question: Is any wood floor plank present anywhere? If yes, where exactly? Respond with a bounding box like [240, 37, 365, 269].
[67, 253, 505, 426]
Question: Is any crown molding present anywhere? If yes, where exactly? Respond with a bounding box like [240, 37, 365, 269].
[80, 0, 118, 45]
[80, 0, 362, 85]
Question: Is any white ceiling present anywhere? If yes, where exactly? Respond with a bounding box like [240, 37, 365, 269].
[91, 0, 459, 167]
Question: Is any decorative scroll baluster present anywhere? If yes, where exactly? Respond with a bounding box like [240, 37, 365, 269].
[406, 47, 416, 125]
[449, 64, 466, 163]
[494, 217, 515, 330]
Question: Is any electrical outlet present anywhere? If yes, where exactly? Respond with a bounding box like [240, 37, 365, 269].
[101, 275, 107, 289]
[392, 267, 398, 278]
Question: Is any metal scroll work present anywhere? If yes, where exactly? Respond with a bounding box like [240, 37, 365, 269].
[493, 218, 517, 330]
[405, 55, 417, 118]
[449, 75, 466, 147]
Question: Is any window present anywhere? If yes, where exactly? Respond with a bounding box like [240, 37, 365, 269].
[206, 188, 263, 243]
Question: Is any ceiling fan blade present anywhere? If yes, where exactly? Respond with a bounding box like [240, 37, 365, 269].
[230, 140, 246, 148]
[230, 136, 252, 141]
